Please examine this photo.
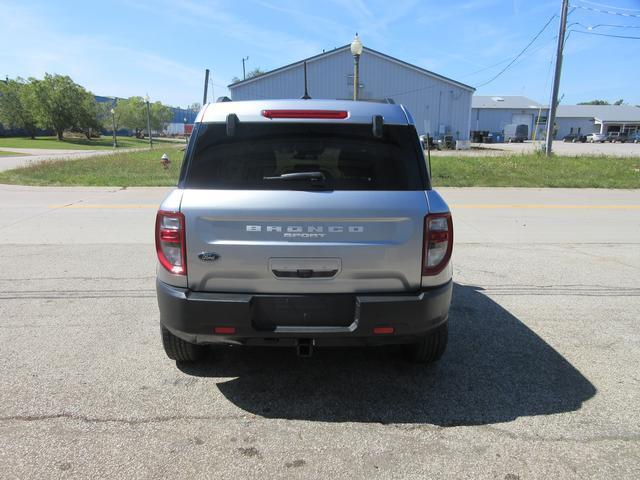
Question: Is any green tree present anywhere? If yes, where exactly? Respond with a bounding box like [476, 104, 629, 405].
[613, 99, 624, 106]
[188, 102, 201, 113]
[149, 101, 172, 133]
[118, 97, 173, 137]
[231, 67, 266, 84]
[29, 74, 96, 140]
[75, 90, 103, 139]
[0, 78, 38, 138]
[578, 99, 609, 105]
[117, 96, 147, 138]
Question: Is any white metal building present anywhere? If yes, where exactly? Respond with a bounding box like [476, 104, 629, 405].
[228, 45, 475, 140]
[471, 96, 548, 140]
[555, 105, 640, 138]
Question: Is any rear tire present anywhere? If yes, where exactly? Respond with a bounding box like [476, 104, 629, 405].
[404, 322, 448, 364]
[161, 325, 206, 362]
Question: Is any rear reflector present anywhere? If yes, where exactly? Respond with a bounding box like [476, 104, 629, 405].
[262, 109, 348, 119]
[214, 327, 236, 335]
[373, 327, 395, 335]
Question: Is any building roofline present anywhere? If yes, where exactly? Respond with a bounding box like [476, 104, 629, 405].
[227, 45, 475, 92]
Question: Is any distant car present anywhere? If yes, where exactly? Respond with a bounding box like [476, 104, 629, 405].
[586, 133, 606, 143]
[605, 132, 628, 143]
[504, 123, 528, 143]
[563, 134, 587, 143]
[629, 132, 640, 143]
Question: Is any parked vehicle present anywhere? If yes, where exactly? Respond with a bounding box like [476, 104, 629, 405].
[629, 132, 640, 143]
[504, 124, 528, 143]
[562, 133, 587, 143]
[436, 134, 455, 150]
[156, 99, 453, 364]
[605, 132, 628, 143]
[419, 134, 436, 150]
[586, 133, 607, 143]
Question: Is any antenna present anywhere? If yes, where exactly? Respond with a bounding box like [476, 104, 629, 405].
[301, 61, 311, 99]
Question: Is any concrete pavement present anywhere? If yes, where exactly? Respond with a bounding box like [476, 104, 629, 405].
[0, 185, 639, 479]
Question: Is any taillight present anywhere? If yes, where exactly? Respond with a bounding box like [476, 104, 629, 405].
[156, 211, 186, 275]
[422, 213, 453, 276]
[261, 109, 348, 119]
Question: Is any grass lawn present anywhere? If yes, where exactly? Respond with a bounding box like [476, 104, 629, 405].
[0, 150, 638, 188]
[431, 154, 640, 189]
[0, 145, 185, 187]
[0, 150, 25, 157]
[0, 136, 179, 151]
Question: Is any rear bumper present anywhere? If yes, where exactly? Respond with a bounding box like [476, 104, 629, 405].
[156, 279, 452, 347]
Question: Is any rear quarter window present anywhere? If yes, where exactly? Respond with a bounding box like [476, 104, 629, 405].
[183, 122, 427, 190]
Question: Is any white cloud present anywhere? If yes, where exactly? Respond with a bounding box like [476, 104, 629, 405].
[0, 2, 203, 106]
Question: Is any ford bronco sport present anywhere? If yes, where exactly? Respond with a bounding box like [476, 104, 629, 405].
[156, 99, 453, 364]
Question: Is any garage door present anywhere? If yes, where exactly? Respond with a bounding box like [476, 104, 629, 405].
[512, 114, 533, 138]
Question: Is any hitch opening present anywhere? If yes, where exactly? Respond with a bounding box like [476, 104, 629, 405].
[296, 339, 314, 357]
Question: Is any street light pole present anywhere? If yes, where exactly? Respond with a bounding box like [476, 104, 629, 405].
[184, 116, 188, 144]
[144, 94, 152, 148]
[350, 34, 363, 101]
[110, 108, 117, 148]
[242, 56, 249, 80]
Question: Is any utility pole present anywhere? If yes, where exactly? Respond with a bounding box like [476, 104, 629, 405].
[545, 0, 569, 157]
[202, 69, 210, 105]
[242, 56, 249, 80]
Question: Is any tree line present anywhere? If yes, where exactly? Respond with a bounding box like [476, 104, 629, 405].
[0, 74, 176, 140]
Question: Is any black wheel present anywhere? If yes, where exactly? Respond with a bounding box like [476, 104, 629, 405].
[161, 325, 206, 362]
[404, 322, 448, 364]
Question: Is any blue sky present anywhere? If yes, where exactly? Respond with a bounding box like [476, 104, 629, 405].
[1, 0, 639, 108]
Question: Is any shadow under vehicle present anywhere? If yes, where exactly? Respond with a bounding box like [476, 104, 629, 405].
[178, 283, 596, 427]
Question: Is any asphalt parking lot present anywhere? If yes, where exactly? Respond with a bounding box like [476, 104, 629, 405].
[1, 185, 639, 479]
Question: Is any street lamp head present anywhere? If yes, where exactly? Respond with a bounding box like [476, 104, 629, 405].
[350, 33, 363, 56]
[144, 94, 150, 103]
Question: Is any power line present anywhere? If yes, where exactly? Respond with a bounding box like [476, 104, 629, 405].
[381, 33, 558, 98]
[567, 29, 640, 39]
[475, 14, 558, 88]
[568, 22, 640, 30]
[577, 0, 640, 12]
[571, 4, 640, 18]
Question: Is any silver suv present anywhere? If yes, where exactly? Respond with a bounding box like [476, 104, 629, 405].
[156, 99, 453, 364]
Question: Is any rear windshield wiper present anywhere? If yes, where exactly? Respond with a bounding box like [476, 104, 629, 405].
[263, 171, 326, 182]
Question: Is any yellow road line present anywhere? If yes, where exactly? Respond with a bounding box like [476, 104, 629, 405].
[48, 203, 640, 210]
[49, 204, 158, 209]
[451, 204, 640, 210]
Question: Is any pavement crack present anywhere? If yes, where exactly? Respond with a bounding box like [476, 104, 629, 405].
[0, 413, 250, 425]
[481, 425, 640, 443]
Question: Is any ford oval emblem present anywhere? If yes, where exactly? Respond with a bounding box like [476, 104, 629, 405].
[198, 252, 219, 262]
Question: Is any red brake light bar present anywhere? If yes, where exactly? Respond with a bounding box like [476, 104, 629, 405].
[261, 109, 348, 119]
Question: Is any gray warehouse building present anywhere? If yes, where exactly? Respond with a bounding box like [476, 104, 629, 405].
[471, 96, 548, 140]
[555, 105, 640, 139]
[228, 45, 475, 141]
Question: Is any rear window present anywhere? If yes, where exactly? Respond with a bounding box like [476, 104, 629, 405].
[183, 122, 427, 190]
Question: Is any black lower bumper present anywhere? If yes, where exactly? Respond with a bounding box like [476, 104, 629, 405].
[157, 279, 452, 347]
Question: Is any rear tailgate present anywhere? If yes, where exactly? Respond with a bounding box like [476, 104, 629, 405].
[182, 190, 427, 294]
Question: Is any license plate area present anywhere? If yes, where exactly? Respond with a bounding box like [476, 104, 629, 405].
[251, 295, 356, 331]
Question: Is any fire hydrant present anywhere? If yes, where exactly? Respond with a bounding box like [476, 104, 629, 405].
[160, 153, 170, 169]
